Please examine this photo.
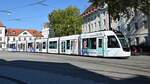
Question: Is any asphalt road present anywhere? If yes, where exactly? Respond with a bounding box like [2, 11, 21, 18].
[0, 51, 150, 84]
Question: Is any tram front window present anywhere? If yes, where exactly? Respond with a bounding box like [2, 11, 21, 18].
[108, 36, 120, 48]
[117, 35, 130, 51]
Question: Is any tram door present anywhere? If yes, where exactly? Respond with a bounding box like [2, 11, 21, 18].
[97, 38, 104, 56]
[71, 40, 76, 54]
[61, 41, 66, 53]
[39, 43, 42, 52]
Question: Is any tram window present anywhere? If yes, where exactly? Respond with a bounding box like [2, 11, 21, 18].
[43, 42, 46, 49]
[66, 40, 70, 49]
[49, 42, 53, 49]
[108, 36, 120, 48]
[89, 38, 96, 49]
[49, 41, 57, 49]
[28, 43, 32, 48]
[61, 42, 63, 51]
[99, 39, 102, 47]
[71, 40, 73, 50]
[82, 39, 88, 48]
[21, 44, 23, 49]
[36, 45, 39, 49]
[10, 44, 15, 49]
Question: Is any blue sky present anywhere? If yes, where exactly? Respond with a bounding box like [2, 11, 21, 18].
[0, 0, 90, 31]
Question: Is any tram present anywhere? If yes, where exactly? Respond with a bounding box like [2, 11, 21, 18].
[8, 30, 131, 58]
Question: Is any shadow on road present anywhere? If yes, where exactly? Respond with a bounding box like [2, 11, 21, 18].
[0, 59, 149, 84]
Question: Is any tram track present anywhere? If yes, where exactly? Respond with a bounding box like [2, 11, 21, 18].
[56, 56, 150, 74]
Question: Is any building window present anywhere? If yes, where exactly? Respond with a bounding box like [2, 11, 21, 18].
[0, 37, 2, 41]
[88, 24, 91, 32]
[0, 30, 2, 34]
[7, 37, 10, 41]
[0, 44, 2, 48]
[98, 21, 101, 30]
[24, 38, 26, 41]
[29, 37, 32, 40]
[143, 20, 147, 29]
[136, 37, 139, 45]
[95, 22, 97, 28]
[91, 23, 94, 29]
[97, 13, 100, 17]
[104, 19, 106, 25]
[18, 37, 21, 41]
[88, 18, 90, 22]
[23, 32, 27, 35]
[118, 26, 121, 31]
[135, 22, 138, 30]
[144, 36, 148, 45]
[94, 15, 96, 20]
[13, 37, 15, 41]
[127, 24, 130, 31]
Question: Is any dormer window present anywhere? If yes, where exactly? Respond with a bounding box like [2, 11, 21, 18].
[23, 32, 27, 35]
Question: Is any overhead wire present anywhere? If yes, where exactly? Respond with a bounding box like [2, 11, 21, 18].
[0, 0, 48, 21]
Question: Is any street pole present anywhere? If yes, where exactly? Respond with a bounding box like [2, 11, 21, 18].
[147, 0, 150, 46]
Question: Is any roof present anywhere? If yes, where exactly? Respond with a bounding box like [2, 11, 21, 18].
[27, 29, 43, 37]
[6, 29, 23, 36]
[6, 28, 43, 37]
[0, 21, 4, 27]
[81, 4, 100, 17]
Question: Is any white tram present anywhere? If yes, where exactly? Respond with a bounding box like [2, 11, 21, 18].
[8, 30, 131, 58]
[80, 31, 130, 57]
[59, 35, 80, 55]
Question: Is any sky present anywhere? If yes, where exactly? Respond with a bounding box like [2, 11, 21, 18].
[0, 0, 90, 31]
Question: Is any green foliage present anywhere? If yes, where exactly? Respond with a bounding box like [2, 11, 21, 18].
[48, 6, 83, 37]
[89, 0, 150, 20]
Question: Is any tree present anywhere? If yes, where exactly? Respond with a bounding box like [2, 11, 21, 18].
[89, 0, 150, 45]
[89, 0, 149, 19]
[48, 6, 83, 37]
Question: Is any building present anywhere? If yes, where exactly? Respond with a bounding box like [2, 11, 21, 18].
[81, 4, 109, 33]
[0, 21, 43, 51]
[42, 22, 55, 38]
[0, 21, 6, 50]
[5, 28, 43, 51]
